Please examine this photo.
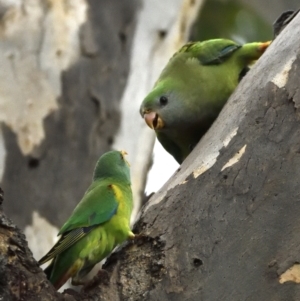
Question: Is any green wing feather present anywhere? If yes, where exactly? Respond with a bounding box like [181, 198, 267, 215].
[38, 181, 119, 265]
[176, 39, 241, 65]
[38, 227, 95, 265]
[58, 181, 118, 235]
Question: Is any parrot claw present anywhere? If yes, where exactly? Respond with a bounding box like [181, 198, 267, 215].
[71, 278, 86, 286]
[129, 233, 150, 246]
[131, 233, 144, 240]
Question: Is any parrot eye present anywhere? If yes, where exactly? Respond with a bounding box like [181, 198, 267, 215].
[159, 96, 168, 106]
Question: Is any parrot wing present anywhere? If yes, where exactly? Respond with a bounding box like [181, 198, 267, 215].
[38, 182, 119, 265]
[177, 39, 241, 65]
[38, 226, 96, 265]
[58, 182, 119, 235]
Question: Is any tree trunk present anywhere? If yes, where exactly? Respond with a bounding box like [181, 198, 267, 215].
[1, 0, 138, 230]
[0, 188, 61, 301]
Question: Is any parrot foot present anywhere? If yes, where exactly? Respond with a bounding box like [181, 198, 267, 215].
[129, 233, 150, 246]
[82, 269, 110, 291]
[71, 278, 86, 286]
[131, 233, 145, 240]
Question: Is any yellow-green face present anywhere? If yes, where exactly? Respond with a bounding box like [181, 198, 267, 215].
[140, 76, 203, 134]
[140, 78, 187, 133]
[93, 150, 131, 184]
[140, 86, 168, 131]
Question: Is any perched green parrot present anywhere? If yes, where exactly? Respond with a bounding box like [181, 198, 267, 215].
[38, 150, 134, 290]
[140, 39, 271, 164]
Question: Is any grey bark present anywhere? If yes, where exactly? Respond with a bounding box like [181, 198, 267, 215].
[0, 189, 62, 301]
[1, 0, 138, 229]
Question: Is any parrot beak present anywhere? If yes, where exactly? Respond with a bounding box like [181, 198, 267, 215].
[120, 150, 128, 156]
[143, 111, 164, 130]
[120, 150, 130, 166]
[144, 112, 157, 129]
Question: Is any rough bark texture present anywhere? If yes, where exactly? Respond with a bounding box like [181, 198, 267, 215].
[1, 0, 137, 229]
[0, 189, 62, 301]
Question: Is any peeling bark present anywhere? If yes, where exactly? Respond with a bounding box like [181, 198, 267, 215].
[2, 0, 138, 229]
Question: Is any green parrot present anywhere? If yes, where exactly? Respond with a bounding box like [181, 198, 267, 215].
[140, 39, 271, 164]
[38, 150, 134, 290]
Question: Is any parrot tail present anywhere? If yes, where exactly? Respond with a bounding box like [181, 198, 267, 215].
[43, 260, 54, 280]
[44, 257, 83, 290]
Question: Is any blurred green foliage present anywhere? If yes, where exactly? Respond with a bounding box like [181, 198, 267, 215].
[192, 0, 272, 43]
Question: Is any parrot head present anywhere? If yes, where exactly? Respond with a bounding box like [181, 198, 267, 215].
[93, 150, 131, 183]
[140, 80, 185, 132]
